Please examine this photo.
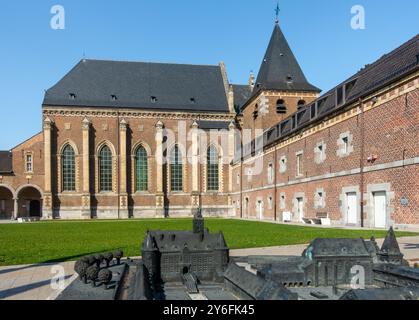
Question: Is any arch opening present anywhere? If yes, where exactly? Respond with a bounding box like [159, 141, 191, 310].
[0, 186, 14, 219]
[17, 186, 42, 218]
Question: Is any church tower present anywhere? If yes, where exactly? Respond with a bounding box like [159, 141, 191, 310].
[241, 18, 321, 135]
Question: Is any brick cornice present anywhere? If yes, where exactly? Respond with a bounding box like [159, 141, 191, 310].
[42, 106, 235, 121]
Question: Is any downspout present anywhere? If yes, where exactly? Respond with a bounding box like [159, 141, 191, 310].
[117, 113, 121, 219]
[239, 122, 243, 219]
[274, 144, 278, 221]
[359, 98, 365, 228]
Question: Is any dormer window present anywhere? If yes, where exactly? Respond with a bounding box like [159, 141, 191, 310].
[310, 103, 317, 118]
[111, 94, 117, 101]
[286, 75, 293, 83]
[190, 98, 196, 104]
[69, 93, 76, 100]
[151, 96, 158, 103]
[336, 86, 344, 106]
[276, 99, 286, 114]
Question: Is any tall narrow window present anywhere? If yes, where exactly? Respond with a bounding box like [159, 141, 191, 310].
[297, 153, 304, 177]
[342, 136, 349, 154]
[25, 154, 33, 172]
[62, 145, 76, 191]
[99, 145, 113, 192]
[170, 145, 183, 192]
[207, 146, 219, 191]
[135, 146, 148, 192]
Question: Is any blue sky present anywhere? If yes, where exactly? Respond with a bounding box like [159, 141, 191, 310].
[0, 0, 418, 150]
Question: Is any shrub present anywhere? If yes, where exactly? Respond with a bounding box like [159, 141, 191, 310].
[114, 250, 124, 265]
[86, 265, 99, 287]
[104, 252, 114, 267]
[74, 260, 89, 284]
[98, 269, 113, 286]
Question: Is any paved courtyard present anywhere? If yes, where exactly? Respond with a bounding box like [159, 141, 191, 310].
[0, 236, 418, 300]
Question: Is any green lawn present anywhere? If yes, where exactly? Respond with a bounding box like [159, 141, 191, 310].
[0, 218, 417, 266]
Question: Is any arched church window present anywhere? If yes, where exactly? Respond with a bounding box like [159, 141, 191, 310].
[135, 146, 148, 192]
[62, 144, 76, 191]
[276, 99, 287, 114]
[99, 145, 113, 192]
[207, 146, 219, 192]
[170, 145, 183, 192]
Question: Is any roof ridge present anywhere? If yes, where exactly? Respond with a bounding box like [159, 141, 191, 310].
[81, 58, 221, 68]
[355, 34, 419, 76]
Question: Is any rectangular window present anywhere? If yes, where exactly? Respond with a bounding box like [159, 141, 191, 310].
[268, 196, 273, 210]
[336, 86, 344, 106]
[315, 142, 326, 164]
[297, 153, 303, 177]
[236, 174, 240, 185]
[25, 154, 33, 172]
[279, 156, 287, 173]
[342, 136, 349, 154]
[280, 194, 286, 210]
[247, 169, 253, 182]
[315, 191, 326, 209]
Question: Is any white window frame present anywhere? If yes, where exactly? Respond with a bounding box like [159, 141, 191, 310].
[280, 193, 286, 210]
[268, 196, 273, 210]
[25, 152, 33, 173]
[296, 151, 304, 177]
[279, 156, 287, 173]
[314, 141, 327, 164]
[247, 168, 253, 182]
[337, 132, 354, 157]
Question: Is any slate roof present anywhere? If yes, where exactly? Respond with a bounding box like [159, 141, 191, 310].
[143, 230, 227, 252]
[224, 262, 297, 300]
[0, 151, 13, 174]
[43, 59, 230, 113]
[252, 23, 320, 95]
[238, 34, 419, 162]
[340, 287, 419, 300]
[307, 238, 371, 258]
[380, 227, 403, 256]
[198, 121, 231, 130]
[232, 84, 252, 112]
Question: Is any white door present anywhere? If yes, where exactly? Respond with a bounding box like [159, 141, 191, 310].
[346, 193, 358, 224]
[297, 198, 304, 221]
[374, 192, 387, 228]
[257, 200, 264, 220]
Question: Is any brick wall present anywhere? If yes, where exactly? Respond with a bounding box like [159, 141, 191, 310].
[232, 78, 419, 228]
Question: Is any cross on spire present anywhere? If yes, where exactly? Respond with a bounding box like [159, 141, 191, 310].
[275, 2, 280, 24]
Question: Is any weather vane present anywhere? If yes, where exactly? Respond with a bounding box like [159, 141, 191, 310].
[275, 2, 280, 24]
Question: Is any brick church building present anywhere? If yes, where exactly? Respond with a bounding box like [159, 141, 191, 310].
[0, 21, 418, 229]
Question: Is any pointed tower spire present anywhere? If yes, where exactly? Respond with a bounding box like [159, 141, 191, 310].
[381, 227, 401, 254]
[378, 227, 404, 264]
[253, 23, 320, 94]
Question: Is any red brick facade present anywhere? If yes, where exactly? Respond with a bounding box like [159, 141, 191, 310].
[231, 76, 419, 230]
